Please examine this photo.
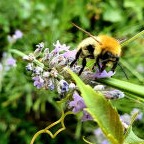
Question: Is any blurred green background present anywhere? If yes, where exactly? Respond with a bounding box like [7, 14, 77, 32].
[0, 0, 144, 144]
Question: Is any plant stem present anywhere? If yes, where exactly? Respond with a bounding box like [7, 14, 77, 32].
[121, 30, 144, 47]
[9, 49, 44, 68]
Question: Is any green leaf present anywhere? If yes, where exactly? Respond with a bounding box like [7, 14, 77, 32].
[68, 69, 124, 144]
[124, 127, 144, 144]
[102, 1, 123, 22]
[123, 113, 144, 144]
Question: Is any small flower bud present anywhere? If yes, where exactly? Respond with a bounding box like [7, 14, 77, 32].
[81, 110, 93, 121]
[33, 66, 43, 75]
[50, 68, 58, 78]
[47, 78, 55, 90]
[69, 82, 76, 90]
[36, 42, 44, 49]
[23, 53, 35, 62]
[53, 40, 70, 54]
[57, 79, 69, 94]
[94, 85, 105, 91]
[43, 71, 50, 78]
[34, 42, 44, 57]
[26, 63, 33, 71]
[44, 48, 49, 54]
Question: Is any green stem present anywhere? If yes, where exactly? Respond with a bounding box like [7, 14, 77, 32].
[9, 49, 27, 57]
[9, 49, 44, 68]
[97, 78, 144, 98]
[75, 120, 82, 139]
[121, 30, 144, 47]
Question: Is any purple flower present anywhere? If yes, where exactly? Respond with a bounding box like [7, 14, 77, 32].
[63, 49, 77, 59]
[14, 30, 23, 39]
[93, 69, 115, 79]
[101, 140, 109, 144]
[7, 30, 23, 43]
[130, 108, 143, 120]
[6, 57, 16, 67]
[49, 55, 67, 68]
[52, 40, 70, 54]
[69, 92, 93, 121]
[57, 80, 69, 94]
[120, 113, 131, 126]
[49, 84, 55, 90]
[69, 92, 86, 113]
[81, 110, 93, 121]
[46, 78, 55, 90]
[32, 76, 44, 89]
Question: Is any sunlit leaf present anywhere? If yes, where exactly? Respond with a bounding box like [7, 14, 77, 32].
[124, 127, 144, 144]
[68, 69, 124, 144]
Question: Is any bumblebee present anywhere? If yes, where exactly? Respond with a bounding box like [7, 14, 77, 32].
[70, 35, 121, 75]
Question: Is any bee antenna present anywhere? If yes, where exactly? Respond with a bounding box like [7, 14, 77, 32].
[118, 62, 129, 80]
[72, 22, 102, 45]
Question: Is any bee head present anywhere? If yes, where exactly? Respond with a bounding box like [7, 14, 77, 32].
[100, 51, 119, 63]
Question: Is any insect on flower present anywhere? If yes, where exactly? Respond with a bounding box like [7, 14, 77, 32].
[70, 23, 128, 79]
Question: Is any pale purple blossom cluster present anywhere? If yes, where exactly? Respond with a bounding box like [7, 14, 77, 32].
[68, 88, 124, 121]
[68, 91, 92, 121]
[24, 41, 77, 96]
[23, 40, 125, 121]
[24, 40, 117, 91]
[68, 91, 93, 121]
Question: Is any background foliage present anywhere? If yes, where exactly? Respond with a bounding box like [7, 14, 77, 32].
[0, 0, 144, 144]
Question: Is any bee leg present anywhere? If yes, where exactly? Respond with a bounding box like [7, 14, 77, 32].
[100, 62, 107, 72]
[70, 49, 82, 67]
[111, 57, 119, 72]
[111, 61, 118, 72]
[78, 58, 86, 75]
